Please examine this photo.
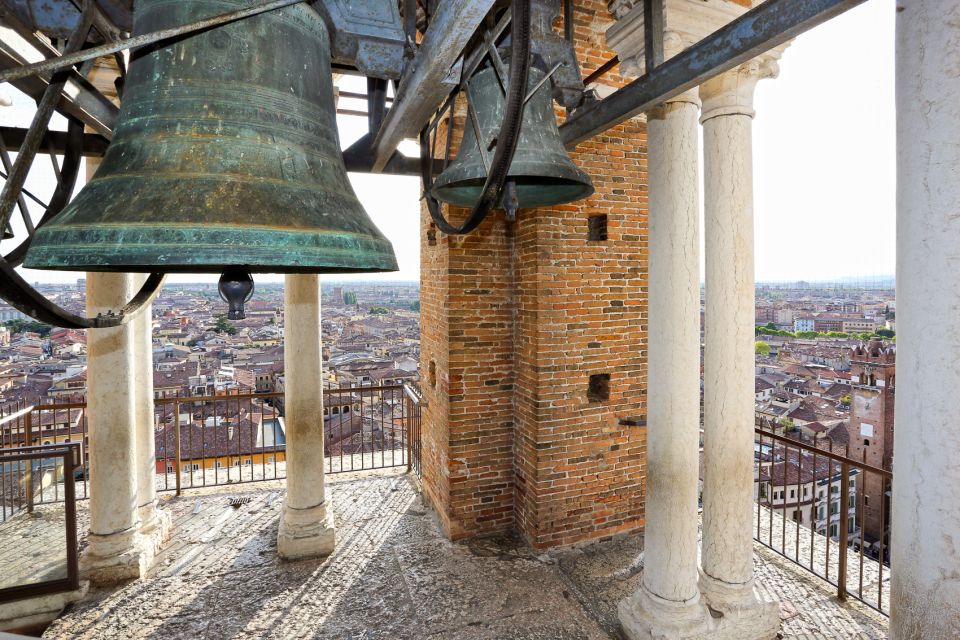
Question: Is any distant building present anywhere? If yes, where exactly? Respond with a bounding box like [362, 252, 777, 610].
[794, 316, 815, 332]
[0, 306, 29, 322]
[844, 339, 895, 544]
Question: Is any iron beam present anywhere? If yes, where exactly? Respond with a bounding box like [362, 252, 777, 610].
[560, 0, 866, 147]
[370, 0, 496, 172]
[0, 127, 109, 157]
[343, 132, 441, 176]
[0, 18, 118, 137]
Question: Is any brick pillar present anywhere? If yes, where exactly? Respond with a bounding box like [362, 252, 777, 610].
[512, 118, 648, 549]
[420, 204, 517, 539]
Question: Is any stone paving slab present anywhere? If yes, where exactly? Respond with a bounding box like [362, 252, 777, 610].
[42, 470, 888, 640]
[0, 509, 69, 591]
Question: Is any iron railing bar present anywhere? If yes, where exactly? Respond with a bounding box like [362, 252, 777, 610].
[838, 458, 850, 601]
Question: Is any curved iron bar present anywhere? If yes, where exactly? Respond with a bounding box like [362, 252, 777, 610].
[0, 6, 164, 328]
[420, 0, 532, 236]
[2, 117, 85, 267]
[0, 0, 94, 231]
[0, 262, 164, 328]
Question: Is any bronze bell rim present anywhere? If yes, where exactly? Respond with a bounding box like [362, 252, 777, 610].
[23, 223, 398, 273]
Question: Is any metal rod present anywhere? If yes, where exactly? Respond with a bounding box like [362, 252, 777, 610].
[24, 411, 33, 512]
[643, 0, 665, 72]
[174, 400, 182, 496]
[838, 459, 850, 600]
[560, 0, 867, 147]
[0, 0, 307, 85]
[583, 56, 619, 86]
[563, 0, 574, 42]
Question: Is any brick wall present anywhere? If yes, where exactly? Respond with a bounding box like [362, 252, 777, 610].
[420, 0, 648, 549]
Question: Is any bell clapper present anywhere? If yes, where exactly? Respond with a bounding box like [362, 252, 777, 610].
[218, 268, 255, 321]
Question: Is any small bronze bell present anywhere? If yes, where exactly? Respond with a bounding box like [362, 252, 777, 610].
[25, 0, 397, 275]
[431, 65, 593, 210]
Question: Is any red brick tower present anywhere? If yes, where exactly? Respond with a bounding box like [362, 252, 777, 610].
[846, 338, 895, 542]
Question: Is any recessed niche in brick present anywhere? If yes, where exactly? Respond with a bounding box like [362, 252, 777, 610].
[588, 373, 611, 403]
[429, 361, 437, 388]
[588, 215, 608, 242]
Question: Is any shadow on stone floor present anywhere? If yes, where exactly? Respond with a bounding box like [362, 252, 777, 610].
[41, 472, 888, 640]
[43, 473, 612, 640]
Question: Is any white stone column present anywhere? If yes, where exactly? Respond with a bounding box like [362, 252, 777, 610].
[132, 272, 171, 544]
[891, 1, 960, 636]
[698, 54, 781, 637]
[618, 50, 711, 637]
[82, 158, 157, 584]
[278, 274, 335, 559]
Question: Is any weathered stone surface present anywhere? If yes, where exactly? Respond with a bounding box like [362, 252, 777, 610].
[42, 472, 887, 639]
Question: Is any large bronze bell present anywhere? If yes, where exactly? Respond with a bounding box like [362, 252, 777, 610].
[431, 65, 593, 210]
[25, 0, 397, 274]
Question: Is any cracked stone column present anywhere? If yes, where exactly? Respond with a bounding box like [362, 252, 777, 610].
[82, 158, 157, 584]
[698, 52, 783, 638]
[618, 34, 711, 640]
[278, 273, 335, 559]
[132, 272, 171, 547]
[891, 1, 960, 636]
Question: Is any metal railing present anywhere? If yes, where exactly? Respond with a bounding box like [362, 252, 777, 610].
[0, 441, 80, 603]
[0, 382, 423, 501]
[754, 426, 892, 616]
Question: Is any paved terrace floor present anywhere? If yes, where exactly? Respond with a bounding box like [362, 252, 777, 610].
[36, 470, 888, 639]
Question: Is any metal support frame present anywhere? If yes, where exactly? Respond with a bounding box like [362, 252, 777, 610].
[0, 0, 307, 85]
[561, 0, 867, 148]
[0, 20, 117, 137]
[371, 0, 497, 171]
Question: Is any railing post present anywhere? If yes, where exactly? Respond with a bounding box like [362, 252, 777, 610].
[838, 459, 850, 601]
[25, 411, 33, 512]
[405, 391, 412, 473]
[174, 400, 182, 496]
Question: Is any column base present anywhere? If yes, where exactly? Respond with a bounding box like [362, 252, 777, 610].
[277, 491, 335, 560]
[618, 581, 713, 640]
[139, 504, 173, 558]
[698, 570, 779, 640]
[81, 525, 157, 585]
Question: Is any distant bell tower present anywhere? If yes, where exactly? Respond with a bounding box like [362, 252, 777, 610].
[846, 339, 895, 544]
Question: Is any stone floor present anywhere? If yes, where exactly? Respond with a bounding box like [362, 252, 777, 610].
[39, 469, 888, 639]
[0, 509, 70, 591]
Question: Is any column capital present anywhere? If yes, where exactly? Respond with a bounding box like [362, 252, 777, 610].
[699, 46, 788, 122]
[607, 0, 748, 77]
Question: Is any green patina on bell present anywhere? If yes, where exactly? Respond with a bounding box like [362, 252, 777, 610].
[431, 65, 594, 210]
[25, 0, 397, 274]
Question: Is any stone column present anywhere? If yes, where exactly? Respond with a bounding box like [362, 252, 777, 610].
[698, 53, 782, 637]
[132, 272, 171, 545]
[891, 1, 960, 636]
[618, 41, 710, 638]
[278, 274, 335, 559]
[82, 158, 157, 584]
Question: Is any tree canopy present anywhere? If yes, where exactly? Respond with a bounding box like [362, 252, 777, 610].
[212, 314, 237, 335]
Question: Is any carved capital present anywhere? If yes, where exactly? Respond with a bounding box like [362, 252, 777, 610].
[606, 0, 748, 77]
[698, 47, 787, 122]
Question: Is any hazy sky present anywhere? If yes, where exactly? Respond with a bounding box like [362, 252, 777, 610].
[2, 0, 894, 285]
